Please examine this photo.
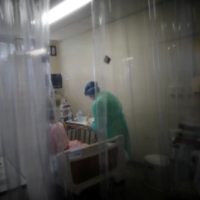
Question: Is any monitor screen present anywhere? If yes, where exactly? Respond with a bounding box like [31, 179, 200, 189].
[51, 74, 62, 88]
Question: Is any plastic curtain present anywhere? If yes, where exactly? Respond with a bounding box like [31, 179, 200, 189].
[148, 0, 200, 198]
[0, 0, 200, 200]
[91, 0, 200, 199]
[91, 1, 138, 199]
[0, 0, 64, 199]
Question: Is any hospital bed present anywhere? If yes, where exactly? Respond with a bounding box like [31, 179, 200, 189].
[56, 135, 126, 195]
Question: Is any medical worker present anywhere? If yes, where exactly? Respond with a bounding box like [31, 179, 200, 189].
[84, 81, 131, 158]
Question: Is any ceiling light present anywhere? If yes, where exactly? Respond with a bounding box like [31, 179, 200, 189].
[46, 0, 92, 25]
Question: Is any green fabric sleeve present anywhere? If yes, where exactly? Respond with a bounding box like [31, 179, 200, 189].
[91, 96, 106, 131]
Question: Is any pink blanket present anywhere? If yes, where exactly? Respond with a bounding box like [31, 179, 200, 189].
[51, 122, 88, 153]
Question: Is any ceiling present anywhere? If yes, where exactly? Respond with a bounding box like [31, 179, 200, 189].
[49, 0, 163, 41]
[50, 1, 93, 41]
[0, 0, 164, 42]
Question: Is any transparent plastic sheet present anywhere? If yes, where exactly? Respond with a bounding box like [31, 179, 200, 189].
[0, 0, 68, 199]
[91, 0, 142, 199]
[91, 1, 109, 198]
[91, 0, 200, 199]
[0, 0, 198, 199]
[148, 0, 200, 198]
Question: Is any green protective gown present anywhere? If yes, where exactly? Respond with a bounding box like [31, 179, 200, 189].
[91, 91, 131, 158]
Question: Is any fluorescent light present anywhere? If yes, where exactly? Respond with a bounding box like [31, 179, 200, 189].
[46, 0, 92, 24]
[26, 48, 46, 56]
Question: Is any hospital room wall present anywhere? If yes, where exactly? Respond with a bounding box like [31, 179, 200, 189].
[56, 14, 159, 162]
[57, 33, 94, 118]
[56, 1, 200, 162]
[50, 40, 63, 96]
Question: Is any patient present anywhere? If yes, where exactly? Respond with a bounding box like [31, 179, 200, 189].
[51, 122, 88, 153]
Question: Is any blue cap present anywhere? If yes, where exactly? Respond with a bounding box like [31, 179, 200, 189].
[84, 81, 100, 96]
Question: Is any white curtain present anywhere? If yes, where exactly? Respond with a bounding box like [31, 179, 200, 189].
[0, 0, 58, 199]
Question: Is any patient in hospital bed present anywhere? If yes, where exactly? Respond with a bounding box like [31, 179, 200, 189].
[51, 122, 88, 153]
